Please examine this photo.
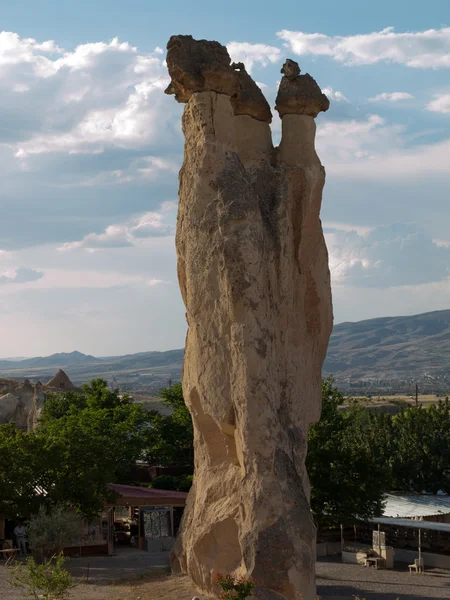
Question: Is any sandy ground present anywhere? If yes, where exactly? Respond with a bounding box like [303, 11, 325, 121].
[2, 552, 450, 599]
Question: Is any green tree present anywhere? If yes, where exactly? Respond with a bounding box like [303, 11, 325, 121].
[145, 383, 194, 471]
[34, 379, 157, 516]
[149, 474, 193, 491]
[27, 505, 81, 559]
[0, 379, 158, 518]
[0, 424, 45, 516]
[307, 378, 392, 527]
[392, 399, 450, 493]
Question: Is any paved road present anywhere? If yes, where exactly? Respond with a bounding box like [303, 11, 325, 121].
[68, 547, 170, 584]
[317, 556, 450, 599]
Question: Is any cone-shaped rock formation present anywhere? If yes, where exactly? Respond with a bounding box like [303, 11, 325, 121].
[165, 35, 333, 600]
[45, 369, 75, 391]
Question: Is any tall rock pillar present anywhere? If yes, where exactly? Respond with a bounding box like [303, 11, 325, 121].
[165, 36, 333, 600]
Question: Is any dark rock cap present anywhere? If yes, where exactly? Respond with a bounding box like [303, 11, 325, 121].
[275, 59, 330, 118]
[230, 62, 272, 123]
[165, 35, 272, 123]
[165, 35, 238, 102]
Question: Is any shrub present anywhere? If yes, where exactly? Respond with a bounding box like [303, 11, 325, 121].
[149, 474, 179, 490]
[149, 474, 193, 492]
[27, 505, 81, 559]
[8, 553, 74, 600]
[177, 474, 193, 492]
[215, 573, 255, 600]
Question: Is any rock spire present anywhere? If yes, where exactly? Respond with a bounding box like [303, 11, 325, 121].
[165, 35, 333, 600]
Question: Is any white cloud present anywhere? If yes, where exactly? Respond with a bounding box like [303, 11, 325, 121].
[0, 267, 43, 284]
[51, 155, 180, 188]
[277, 26, 450, 68]
[137, 156, 179, 178]
[321, 87, 349, 102]
[317, 114, 400, 164]
[315, 113, 450, 180]
[0, 31, 61, 70]
[427, 93, 450, 114]
[0, 268, 167, 293]
[58, 203, 176, 252]
[227, 41, 281, 73]
[326, 223, 450, 288]
[369, 92, 414, 102]
[0, 33, 171, 158]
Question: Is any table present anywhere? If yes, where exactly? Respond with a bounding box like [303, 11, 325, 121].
[365, 557, 385, 570]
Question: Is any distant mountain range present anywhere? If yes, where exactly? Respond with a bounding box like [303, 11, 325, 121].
[0, 351, 98, 369]
[1, 310, 450, 389]
[0, 350, 184, 394]
[323, 309, 450, 379]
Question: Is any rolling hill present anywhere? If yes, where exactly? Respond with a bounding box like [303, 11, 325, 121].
[0, 350, 184, 394]
[323, 309, 450, 379]
[1, 310, 450, 389]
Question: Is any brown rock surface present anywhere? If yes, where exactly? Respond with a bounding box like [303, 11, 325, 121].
[0, 369, 75, 431]
[167, 36, 332, 600]
[45, 368, 76, 391]
[230, 63, 272, 123]
[0, 378, 43, 431]
[165, 35, 238, 102]
[165, 36, 272, 123]
[275, 59, 330, 118]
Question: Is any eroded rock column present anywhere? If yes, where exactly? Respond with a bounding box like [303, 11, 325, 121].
[165, 35, 333, 600]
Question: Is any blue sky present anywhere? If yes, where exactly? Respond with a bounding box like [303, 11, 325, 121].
[1, 1, 450, 356]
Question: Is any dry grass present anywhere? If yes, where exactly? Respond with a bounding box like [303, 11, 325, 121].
[123, 574, 202, 599]
[347, 394, 444, 407]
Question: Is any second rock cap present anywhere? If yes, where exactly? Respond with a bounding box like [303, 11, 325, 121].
[275, 59, 330, 118]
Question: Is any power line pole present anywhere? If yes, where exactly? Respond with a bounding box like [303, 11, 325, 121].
[415, 383, 419, 406]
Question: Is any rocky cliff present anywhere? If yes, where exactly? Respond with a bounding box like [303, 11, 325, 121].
[0, 370, 76, 431]
[166, 35, 332, 600]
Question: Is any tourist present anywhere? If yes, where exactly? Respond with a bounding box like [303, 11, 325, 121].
[13, 520, 27, 556]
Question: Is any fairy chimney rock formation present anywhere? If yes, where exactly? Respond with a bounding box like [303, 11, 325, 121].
[166, 35, 333, 600]
[45, 369, 76, 391]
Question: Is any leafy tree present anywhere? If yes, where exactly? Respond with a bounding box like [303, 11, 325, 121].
[145, 383, 194, 471]
[149, 474, 193, 492]
[27, 505, 81, 559]
[392, 399, 450, 493]
[34, 379, 157, 516]
[307, 378, 392, 527]
[0, 379, 158, 518]
[0, 424, 45, 516]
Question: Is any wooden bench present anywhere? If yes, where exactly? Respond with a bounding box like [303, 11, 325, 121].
[0, 548, 19, 564]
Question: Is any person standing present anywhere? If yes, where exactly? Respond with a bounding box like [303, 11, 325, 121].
[13, 520, 27, 556]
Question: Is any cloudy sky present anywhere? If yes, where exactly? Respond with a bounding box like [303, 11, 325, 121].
[1, 0, 450, 357]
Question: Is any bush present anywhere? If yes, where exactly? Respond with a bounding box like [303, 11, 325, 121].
[215, 573, 255, 600]
[149, 475, 179, 490]
[177, 474, 193, 492]
[149, 474, 193, 492]
[27, 505, 81, 559]
[8, 553, 74, 600]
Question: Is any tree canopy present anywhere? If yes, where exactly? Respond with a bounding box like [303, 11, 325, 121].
[391, 399, 450, 494]
[3, 375, 450, 526]
[307, 378, 392, 527]
[144, 382, 194, 471]
[0, 379, 157, 517]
